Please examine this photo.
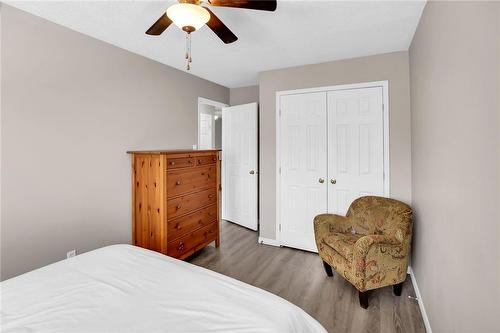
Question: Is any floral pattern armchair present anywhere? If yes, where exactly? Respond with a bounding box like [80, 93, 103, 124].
[313, 196, 412, 308]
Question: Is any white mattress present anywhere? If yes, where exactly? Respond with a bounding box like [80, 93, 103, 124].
[1, 244, 326, 332]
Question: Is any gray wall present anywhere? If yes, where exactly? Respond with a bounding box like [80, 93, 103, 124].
[258, 51, 412, 239]
[409, 2, 500, 332]
[229, 86, 259, 106]
[0, 5, 229, 280]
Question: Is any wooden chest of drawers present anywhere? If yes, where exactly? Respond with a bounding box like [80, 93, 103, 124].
[127, 149, 220, 259]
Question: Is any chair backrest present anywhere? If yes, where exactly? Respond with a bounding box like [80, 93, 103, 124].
[346, 196, 412, 240]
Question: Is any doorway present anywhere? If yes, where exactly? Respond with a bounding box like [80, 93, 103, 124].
[198, 97, 227, 150]
[197, 98, 259, 232]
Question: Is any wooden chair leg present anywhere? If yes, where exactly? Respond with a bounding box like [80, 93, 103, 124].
[393, 282, 403, 296]
[359, 291, 369, 309]
[322, 261, 333, 277]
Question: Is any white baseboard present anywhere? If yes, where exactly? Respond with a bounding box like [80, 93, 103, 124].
[408, 266, 432, 333]
[258, 237, 280, 247]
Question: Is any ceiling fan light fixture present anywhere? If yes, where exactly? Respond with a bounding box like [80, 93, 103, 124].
[166, 3, 210, 33]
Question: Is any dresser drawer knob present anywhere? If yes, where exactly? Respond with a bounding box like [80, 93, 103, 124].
[176, 180, 182, 185]
[170, 161, 175, 166]
[208, 194, 214, 198]
[198, 159, 202, 164]
[175, 223, 181, 230]
[177, 242, 184, 252]
[188, 160, 193, 164]
[176, 204, 182, 210]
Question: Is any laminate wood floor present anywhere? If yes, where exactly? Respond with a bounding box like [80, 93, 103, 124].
[188, 220, 426, 333]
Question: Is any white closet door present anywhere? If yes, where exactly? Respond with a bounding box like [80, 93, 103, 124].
[280, 92, 327, 252]
[222, 103, 258, 231]
[327, 87, 385, 215]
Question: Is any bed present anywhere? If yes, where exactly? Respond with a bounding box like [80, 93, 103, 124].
[1, 244, 326, 332]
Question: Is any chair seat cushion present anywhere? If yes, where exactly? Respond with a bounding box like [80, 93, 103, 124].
[323, 232, 364, 261]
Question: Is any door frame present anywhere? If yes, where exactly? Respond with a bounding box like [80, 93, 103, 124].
[197, 97, 228, 149]
[275, 80, 390, 247]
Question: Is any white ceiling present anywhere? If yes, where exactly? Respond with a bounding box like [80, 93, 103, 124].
[5, 0, 425, 88]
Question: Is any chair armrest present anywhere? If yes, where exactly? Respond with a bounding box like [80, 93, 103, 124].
[355, 234, 401, 251]
[354, 234, 402, 267]
[354, 234, 405, 272]
[313, 213, 352, 234]
[352, 234, 409, 291]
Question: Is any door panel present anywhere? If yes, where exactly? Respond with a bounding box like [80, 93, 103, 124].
[327, 87, 385, 215]
[280, 92, 327, 252]
[222, 103, 258, 230]
[199, 113, 213, 149]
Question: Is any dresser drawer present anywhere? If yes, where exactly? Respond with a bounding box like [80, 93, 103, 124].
[195, 155, 218, 166]
[167, 188, 217, 219]
[167, 204, 217, 241]
[167, 221, 218, 258]
[167, 157, 195, 169]
[167, 165, 216, 198]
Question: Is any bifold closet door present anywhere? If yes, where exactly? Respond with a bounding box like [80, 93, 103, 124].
[279, 92, 327, 252]
[327, 87, 385, 215]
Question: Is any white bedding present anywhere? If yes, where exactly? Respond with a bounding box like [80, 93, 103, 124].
[1, 244, 326, 332]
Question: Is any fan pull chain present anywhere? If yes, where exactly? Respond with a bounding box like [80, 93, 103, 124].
[185, 33, 193, 71]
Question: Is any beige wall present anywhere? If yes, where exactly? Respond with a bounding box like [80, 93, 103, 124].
[410, 1, 500, 332]
[229, 86, 259, 106]
[258, 51, 412, 239]
[0, 5, 229, 280]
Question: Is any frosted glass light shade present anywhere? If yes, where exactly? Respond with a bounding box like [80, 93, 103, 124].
[167, 3, 210, 31]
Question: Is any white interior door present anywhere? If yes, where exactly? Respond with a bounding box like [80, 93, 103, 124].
[279, 92, 328, 252]
[327, 87, 385, 215]
[199, 113, 214, 149]
[222, 103, 258, 230]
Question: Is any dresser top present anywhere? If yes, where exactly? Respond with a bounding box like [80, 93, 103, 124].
[127, 149, 221, 155]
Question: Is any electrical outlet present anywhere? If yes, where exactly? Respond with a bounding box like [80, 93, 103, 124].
[66, 250, 76, 259]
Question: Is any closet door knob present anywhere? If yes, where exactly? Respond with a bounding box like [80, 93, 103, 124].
[249, 170, 255, 175]
[319, 178, 325, 184]
[330, 179, 337, 184]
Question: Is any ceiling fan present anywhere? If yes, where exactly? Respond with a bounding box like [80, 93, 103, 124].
[146, 0, 277, 70]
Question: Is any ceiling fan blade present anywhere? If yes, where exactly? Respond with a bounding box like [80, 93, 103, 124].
[208, 0, 277, 11]
[205, 8, 238, 44]
[146, 13, 172, 35]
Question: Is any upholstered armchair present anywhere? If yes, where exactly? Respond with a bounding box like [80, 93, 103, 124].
[313, 196, 412, 309]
